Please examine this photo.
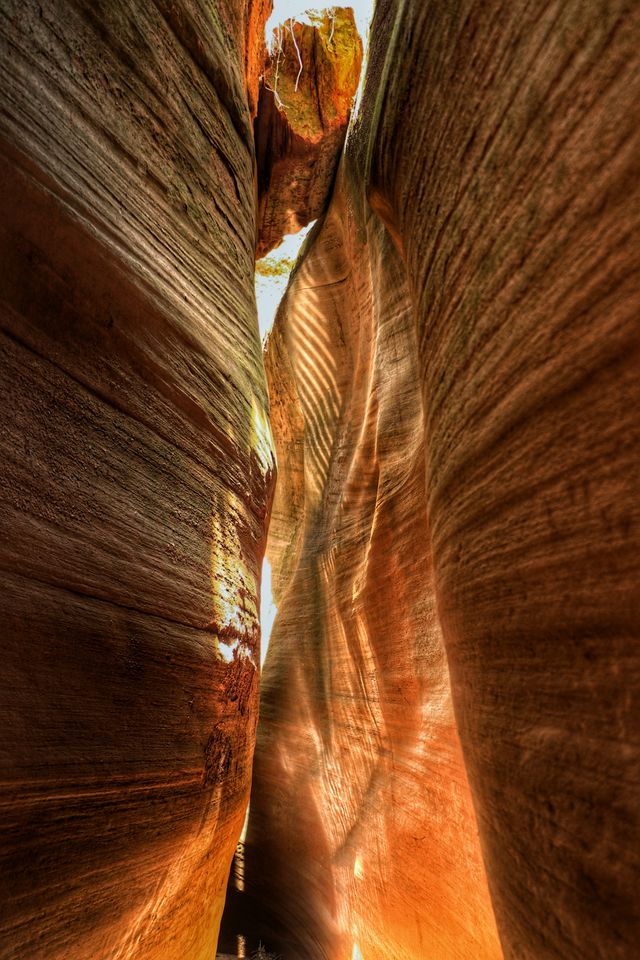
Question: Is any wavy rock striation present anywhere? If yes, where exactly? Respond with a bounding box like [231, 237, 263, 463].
[245, 168, 503, 960]
[0, 2, 274, 958]
[242, 1, 640, 958]
[2, 1, 639, 959]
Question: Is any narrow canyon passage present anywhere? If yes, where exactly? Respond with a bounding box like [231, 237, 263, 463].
[1, 3, 639, 960]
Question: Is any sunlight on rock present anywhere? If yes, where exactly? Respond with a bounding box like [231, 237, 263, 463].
[217, 641, 236, 664]
[209, 498, 261, 665]
[266, 1, 374, 45]
[260, 557, 278, 668]
[256, 7, 363, 255]
[233, 804, 250, 893]
[251, 396, 276, 476]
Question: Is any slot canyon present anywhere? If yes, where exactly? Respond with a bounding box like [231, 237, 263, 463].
[1, 1, 639, 959]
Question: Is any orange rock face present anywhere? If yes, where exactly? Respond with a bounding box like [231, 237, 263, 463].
[243, 0, 272, 119]
[0, 2, 273, 958]
[256, 9, 362, 256]
[233, 1, 640, 958]
[240, 168, 503, 960]
[3, 0, 639, 958]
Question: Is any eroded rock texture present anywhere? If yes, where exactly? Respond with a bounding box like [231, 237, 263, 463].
[255, 9, 362, 256]
[243, 169, 503, 960]
[0, 2, 274, 958]
[241, 1, 640, 958]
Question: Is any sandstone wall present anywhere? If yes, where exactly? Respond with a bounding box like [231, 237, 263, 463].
[0, 2, 274, 958]
[246, 169, 502, 960]
[246, 1, 640, 958]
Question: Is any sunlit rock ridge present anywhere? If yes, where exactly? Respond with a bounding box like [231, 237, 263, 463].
[1, 2, 639, 960]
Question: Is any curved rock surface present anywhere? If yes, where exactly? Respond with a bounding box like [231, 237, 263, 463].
[2, 1, 640, 958]
[239, 1, 640, 958]
[256, 9, 362, 257]
[244, 169, 503, 960]
[0, 2, 274, 958]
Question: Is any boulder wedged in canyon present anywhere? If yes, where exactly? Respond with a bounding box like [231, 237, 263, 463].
[255, 9, 362, 256]
[0, 2, 274, 958]
[238, 1, 640, 958]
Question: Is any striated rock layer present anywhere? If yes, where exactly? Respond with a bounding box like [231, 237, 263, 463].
[243, 1, 640, 958]
[245, 169, 503, 960]
[0, 2, 274, 958]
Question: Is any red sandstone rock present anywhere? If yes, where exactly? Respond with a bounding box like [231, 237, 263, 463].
[0, 2, 273, 958]
[242, 169, 503, 960]
[359, 3, 640, 957]
[255, 9, 362, 257]
[244, 0, 273, 118]
[239, 1, 640, 958]
[2, 0, 639, 958]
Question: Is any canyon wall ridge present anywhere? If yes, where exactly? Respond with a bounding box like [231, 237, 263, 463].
[0, 2, 275, 957]
[242, 1, 640, 958]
